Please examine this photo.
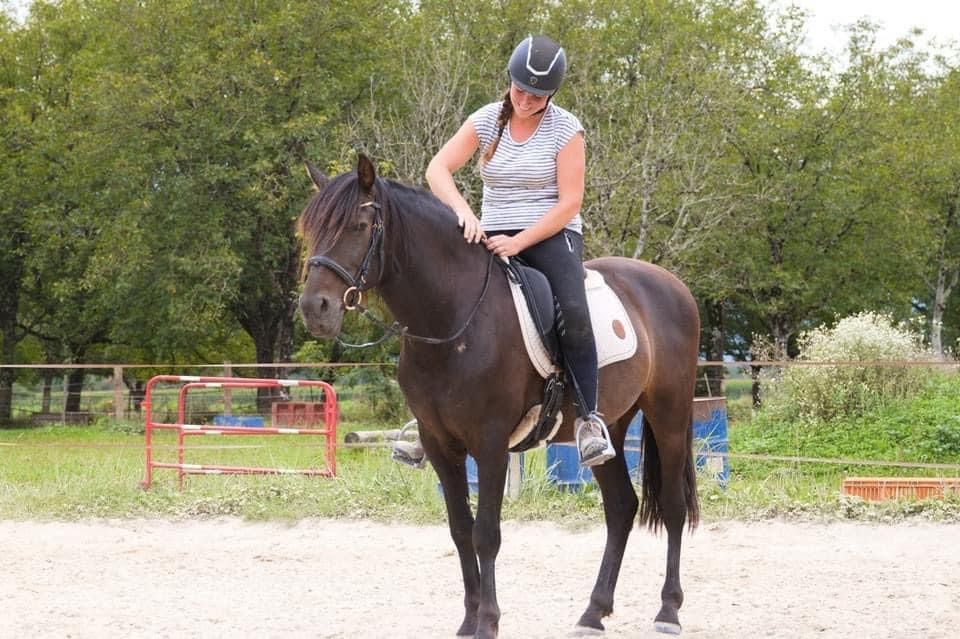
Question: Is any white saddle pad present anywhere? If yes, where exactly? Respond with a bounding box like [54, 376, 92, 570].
[509, 268, 638, 379]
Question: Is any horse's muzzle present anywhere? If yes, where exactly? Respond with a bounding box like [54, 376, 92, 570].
[298, 291, 344, 338]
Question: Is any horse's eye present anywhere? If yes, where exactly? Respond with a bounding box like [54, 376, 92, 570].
[354, 222, 369, 232]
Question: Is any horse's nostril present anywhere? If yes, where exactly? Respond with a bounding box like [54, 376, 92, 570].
[300, 294, 331, 322]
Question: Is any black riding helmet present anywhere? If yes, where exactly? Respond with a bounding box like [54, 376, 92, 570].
[507, 35, 566, 96]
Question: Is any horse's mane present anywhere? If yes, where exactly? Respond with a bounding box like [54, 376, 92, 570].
[297, 170, 466, 278]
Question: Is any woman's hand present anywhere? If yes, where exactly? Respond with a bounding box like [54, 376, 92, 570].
[484, 234, 524, 257]
[456, 208, 485, 244]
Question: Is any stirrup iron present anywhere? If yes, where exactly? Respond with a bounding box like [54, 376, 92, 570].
[391, 419, 427, 469]
[575, 413, 616, 468]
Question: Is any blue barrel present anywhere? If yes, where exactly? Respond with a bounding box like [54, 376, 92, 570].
[213, 415, 264, 427]
[546, 443, 593, 490]
[466, 455, 479, 493]
[546, 399, 729, 489]
[546, 415, 643, 490]
[692, 398, 730, 485]
[440, 454, 523, 495]
[623, 415, 643, 483]
[437, 456, 480, 496]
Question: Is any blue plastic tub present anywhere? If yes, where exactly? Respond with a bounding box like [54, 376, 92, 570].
[212, 415, 264, 428]
[440, 454, 523, 495]
[466, 454, 479, 492]
[691, 398, 730, 485]
[546, 399, 729, 489]
[546, 415, 642, 490]
[546, 443, 594, 489]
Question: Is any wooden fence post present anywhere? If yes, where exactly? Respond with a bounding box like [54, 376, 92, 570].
[61, 373, 68, 423]
[507, 452, 523, 500]
[113, 366, 125, 420]
[222, 361, 233, 416]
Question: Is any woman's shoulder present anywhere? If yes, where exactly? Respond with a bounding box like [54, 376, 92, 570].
[469, 101, 503, 123]
[468, 101, 504, 145]
[547, 102, 583, 131]
[546, 103, 584, 147]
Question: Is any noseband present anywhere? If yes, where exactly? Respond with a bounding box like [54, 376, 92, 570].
[306, 200, 384, 310]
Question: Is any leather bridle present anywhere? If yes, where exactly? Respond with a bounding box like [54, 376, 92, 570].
[303, 197, 494, 347]
[305, 200, 384, 310]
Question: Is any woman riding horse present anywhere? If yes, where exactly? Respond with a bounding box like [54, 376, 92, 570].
[297, 35, 701, 639]
[393, 34, 615, 468]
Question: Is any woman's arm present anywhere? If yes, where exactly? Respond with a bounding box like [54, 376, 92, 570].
[426, 120, 484, 243]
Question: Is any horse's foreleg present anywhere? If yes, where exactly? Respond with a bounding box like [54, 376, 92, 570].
[576, 446, 639, 632]
[471, 449, 509, 639]
[430, 447, 481, 636]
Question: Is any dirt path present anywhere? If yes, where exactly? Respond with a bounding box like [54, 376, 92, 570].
[1, 518, 957, 638]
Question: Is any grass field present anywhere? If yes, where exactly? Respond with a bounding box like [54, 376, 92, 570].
[3, 370, 960, 524]
[3, 414, 958, 524]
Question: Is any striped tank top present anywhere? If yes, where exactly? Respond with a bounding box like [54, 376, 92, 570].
[468, 101, 585, 234]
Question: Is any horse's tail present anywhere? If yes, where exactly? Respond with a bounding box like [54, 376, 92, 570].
[639, 414, 700, 532]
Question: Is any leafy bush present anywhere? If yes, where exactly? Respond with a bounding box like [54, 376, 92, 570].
[926, 421, 960, 457]
[336, 365, 407, 423]
[761, 312, 935, 421]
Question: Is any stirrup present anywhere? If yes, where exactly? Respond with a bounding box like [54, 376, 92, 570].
[391, 419, 427, 469]
[574, 412, 616, 468]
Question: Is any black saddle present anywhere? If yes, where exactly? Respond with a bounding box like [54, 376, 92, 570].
[500, 258, 562, 362]
[499, 257, 565, 452]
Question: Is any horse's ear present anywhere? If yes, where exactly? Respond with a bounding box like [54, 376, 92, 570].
[357, 154, 376, 191]
[304, 161, 328, 191]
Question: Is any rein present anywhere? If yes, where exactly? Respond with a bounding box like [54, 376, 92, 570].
[305, 198, 495, 348]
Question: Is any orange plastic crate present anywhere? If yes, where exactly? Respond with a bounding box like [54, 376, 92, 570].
[272, 401, 326, 427]
[841, 477, 960, 501]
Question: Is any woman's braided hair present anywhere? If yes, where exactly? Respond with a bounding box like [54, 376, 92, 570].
[480, 90, 513, 165]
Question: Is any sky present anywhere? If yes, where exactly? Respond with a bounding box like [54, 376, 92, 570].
[764, 0, 959, 57]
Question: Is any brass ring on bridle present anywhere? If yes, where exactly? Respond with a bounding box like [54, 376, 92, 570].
[343, 286, 362, 310]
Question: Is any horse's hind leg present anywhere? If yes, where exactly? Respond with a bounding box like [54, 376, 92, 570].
[642, 402, 698, 635]
[576, 413, 639, 632]
[427, 437, 481, 636]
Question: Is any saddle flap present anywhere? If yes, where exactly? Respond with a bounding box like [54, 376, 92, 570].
[504, 258, 561, 363]
[507, 265, 638, 379]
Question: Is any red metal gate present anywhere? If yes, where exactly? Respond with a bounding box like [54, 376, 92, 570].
[140, 375, 337, 490]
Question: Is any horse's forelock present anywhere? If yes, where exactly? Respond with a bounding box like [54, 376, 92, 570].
[298, 173, 362, 259]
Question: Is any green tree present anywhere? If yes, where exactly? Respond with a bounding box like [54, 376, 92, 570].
[4, 0, 405, 412]
[884, 52, 960, 357]
[556, 0, 762, 268]
[1, 0, 113, 414]
[0, 12, 28, 420]
[720, 20, 919, 360]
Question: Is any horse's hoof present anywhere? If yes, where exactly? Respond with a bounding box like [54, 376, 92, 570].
[654, 621, 682, 635]
[570, 624, 605, 636]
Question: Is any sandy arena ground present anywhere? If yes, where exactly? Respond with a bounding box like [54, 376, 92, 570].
[1, 518, 957, 638]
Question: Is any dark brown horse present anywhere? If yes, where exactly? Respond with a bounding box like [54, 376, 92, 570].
[298, 155, 700, 638]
